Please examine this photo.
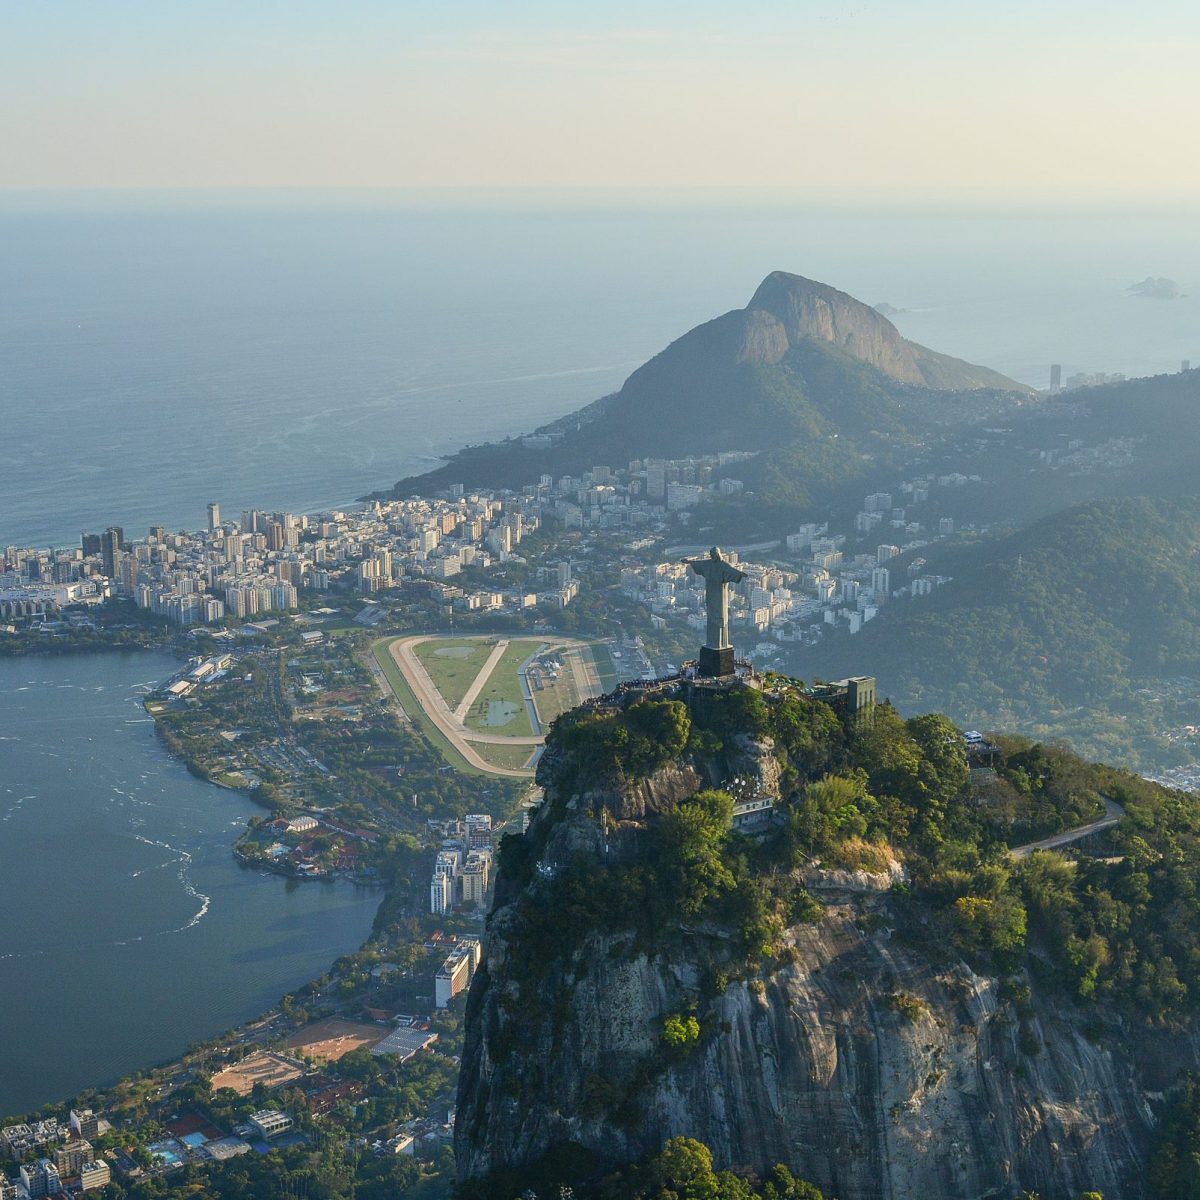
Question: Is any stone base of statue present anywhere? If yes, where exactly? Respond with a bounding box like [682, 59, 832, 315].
[698, 645, 735, 679]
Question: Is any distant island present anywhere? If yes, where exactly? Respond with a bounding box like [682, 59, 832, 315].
[873, 301, 908, 316]
[1128, 276, 1183, 300]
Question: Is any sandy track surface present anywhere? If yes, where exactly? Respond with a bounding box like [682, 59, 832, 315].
[379, 634, 607, 777]
[453, 639, 510, 721]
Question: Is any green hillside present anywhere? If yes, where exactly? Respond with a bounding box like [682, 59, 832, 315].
[803, 496, 1200, 765]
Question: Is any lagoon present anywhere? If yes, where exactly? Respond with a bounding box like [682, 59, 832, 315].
[0, 649, 381, 1118]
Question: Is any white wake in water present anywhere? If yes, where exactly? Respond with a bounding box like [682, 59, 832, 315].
[126, 833, 213, 938]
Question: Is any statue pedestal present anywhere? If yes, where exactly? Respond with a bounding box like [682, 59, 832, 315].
[697, 645, 735, 678]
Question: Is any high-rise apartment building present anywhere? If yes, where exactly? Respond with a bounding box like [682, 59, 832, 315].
[54, 1139, 92, 1176]
[101, 527, 123, 578]
[207, 501, 221, 530]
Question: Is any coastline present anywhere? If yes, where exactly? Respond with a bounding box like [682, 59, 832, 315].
[0, 648, 388, 1121]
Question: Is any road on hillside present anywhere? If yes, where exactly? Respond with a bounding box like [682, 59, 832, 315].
[1009, 797, 1125, 860]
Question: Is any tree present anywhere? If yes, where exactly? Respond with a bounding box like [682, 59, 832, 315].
[662, 1013, 701, 1051]
[659, 790, 735, 917]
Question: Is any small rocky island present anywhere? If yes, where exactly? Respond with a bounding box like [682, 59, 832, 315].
[1128, 276, 1183, 299]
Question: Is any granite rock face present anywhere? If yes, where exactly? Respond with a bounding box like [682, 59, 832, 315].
[457, 742, 1188, 1199]
[458, 879, 1176, 1198]
[745, 271, 1027, 392]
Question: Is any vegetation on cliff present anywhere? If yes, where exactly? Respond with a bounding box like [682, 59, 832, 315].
[462, 670, 1200, 1196]
[503, 680, 1200, 1021]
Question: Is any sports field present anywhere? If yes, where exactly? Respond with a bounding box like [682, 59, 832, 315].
[370, 638, 491, 776]
[372, 634, 609, 778]
[283, 1018, 387, 1062]
[588, 641, 620, 692]
[211, 1051, 304, 1096]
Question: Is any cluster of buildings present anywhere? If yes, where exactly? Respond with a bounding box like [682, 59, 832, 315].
[429, 815, 494, 916]
[1, 1111, 109, 1196]
[0, 450, 763, 630]
[161, 653, 234, 698]
[626, 477, 970, 652]
[0, 514, 300, 627]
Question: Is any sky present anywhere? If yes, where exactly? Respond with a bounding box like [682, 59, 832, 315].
[3, 0, 1199, 197]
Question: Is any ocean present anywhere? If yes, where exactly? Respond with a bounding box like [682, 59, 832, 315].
[2, 195, 1198, 548]
[0, 650, 380, 1118]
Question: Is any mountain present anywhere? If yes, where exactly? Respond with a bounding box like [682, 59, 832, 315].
[385, 272, 1030, 500]
[455, 675, 1200, 1198]
[742, 271, 1022, 391]
[801, 496, 1200, 767]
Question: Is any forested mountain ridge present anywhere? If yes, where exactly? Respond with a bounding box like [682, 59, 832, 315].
[802, 495, 1200, 766]
[455, 676, 1200, 1199]
[384, 272, 1030, 499]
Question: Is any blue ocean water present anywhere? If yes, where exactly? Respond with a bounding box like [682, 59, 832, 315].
[0, 651, 381, 1118]
[2, 196, 1198, 548]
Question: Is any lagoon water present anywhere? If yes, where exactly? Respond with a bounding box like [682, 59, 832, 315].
[2, 195, 1199, 548]
[0, 650, 381, 1118]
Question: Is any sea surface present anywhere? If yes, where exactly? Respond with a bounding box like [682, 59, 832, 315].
[2, 194, 1199, 548]
[0, 650, 381, 1118]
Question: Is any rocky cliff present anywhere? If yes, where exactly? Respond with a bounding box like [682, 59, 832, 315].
[459, 876, 1175, 1199]
[743, 271, 1027, 393]
[455, 683, 1200, 1199]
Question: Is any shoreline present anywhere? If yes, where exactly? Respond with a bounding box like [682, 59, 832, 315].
[0, 646, 394, 1123]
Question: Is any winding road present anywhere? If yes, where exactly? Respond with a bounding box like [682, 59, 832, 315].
[1009, 797, 1125, 860]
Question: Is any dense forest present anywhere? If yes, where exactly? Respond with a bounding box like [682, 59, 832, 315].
[506, 681, 1200, 1029]
[805, 496, 1200, 766]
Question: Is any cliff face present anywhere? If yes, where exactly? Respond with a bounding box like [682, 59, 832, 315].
[457, 733, 1193, 1199]
[460, 858, 1184, 1199]
[745, 272, 927, 384]
[744, 271, 1028, 393]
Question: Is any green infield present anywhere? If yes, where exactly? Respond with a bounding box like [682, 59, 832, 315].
[370, 639, 491, 777]
[472, 743, 540, 772]
[412, 637, 502, 710]
[462, 638, 544, 737]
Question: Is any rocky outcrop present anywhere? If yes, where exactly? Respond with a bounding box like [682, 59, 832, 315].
[745, 271, 1030, 392]
[746, 272, 927, 384]
[458, 879, 1183, 1199]
[458, 728, 1191, 1199]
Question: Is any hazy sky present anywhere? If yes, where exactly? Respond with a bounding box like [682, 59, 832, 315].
[4, 0, 1198, 195]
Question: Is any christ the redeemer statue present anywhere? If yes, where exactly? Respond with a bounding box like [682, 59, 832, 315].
[686, 546, 745, 677]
